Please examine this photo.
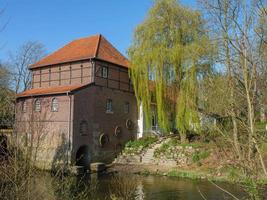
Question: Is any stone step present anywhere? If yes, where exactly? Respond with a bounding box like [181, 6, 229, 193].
[142, 156, 153, 159]
[142, 159, 154, 163]
[143, 152, 154, 156]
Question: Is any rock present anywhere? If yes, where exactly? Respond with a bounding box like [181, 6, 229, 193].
[69, 166, 85, 175]
[90, 162, 106, 172]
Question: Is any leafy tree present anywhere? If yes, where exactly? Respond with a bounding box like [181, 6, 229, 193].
[128, 0, 213, 141]
[0, 64, 14, 128]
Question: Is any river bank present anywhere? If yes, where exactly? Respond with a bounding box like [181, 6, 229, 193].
[112, 136, 267, 187]
[109, 163, 267, 185]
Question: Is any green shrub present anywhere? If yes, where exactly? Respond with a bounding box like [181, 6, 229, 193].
[124, 136, 158, 154]
[154, 138, 178, 157]
[192, 150, 210, 163]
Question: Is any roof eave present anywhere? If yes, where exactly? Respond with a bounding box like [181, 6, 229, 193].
[16, 83, 93, 99]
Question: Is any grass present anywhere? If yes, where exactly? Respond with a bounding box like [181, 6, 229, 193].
[255, 121, 267, 131]
[140, 169, 230, 182]
[166, 170, 200, 179]
[179, 143, 202, 149]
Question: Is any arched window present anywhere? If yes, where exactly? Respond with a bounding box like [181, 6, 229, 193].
[34, 99, 41, 112]
[22, 101, 27, 113]
[51, 98, 59, 112]
[79, 120, 88, 136]
[99, 134, 109, 147]
[124, 102, 130, 114]
[106, 99, 113, 113]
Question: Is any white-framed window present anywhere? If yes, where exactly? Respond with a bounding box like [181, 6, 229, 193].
[101, 66, 108, 78]
[34, 99, 41, 112]
[106, 99, 113, 113]
[51, 98, 59, 112]
[124, 102, 130, 113]
[22, 101, 27, 113]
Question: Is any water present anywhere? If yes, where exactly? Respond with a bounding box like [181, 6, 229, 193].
[96, 174, 248, 200]
[16, 172, 267, 200]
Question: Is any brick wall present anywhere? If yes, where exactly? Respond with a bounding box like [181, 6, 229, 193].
[16, 94, 74, 169]
[72, 85, 137, 163]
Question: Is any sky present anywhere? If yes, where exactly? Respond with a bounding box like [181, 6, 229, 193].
[0, 0, 197, 61]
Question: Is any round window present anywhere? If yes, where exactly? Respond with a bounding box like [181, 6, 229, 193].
[114, 126, 122, 137]
[126, 119, 133, 130]
[99, 133, 109, 147]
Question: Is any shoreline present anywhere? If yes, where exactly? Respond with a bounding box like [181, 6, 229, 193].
[108, 163, 267, 185]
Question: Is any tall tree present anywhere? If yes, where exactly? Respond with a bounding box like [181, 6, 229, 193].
[128, 0, 213, 141]
[8, 41, 46, 93]
[0, 64, 14, 128]
[200, 0, 267, 176]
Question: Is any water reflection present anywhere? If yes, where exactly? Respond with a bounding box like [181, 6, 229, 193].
[96, 174, 248, 200]
[34, 172, 261, 200]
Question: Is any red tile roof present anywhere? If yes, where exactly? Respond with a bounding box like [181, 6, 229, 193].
[30, 34, 129, 69]
[16, 84, 87, 98]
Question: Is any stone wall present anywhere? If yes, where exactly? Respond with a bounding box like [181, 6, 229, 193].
[114, 138, 210, 168]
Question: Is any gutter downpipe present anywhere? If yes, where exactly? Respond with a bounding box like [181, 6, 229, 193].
[67, 92, 72, 166]
[89, 58, 95, 83]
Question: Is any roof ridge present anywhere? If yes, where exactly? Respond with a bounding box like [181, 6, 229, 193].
[73, 34, 99, 42]
[101, 36, 128, 60]
[30, 34, 129, 69]
[94, 34, 101, 58]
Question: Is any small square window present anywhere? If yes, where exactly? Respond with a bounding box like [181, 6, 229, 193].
[106, 99, 113, 113]
[101, 66, 108, 78]
[124, 102, 130, 113]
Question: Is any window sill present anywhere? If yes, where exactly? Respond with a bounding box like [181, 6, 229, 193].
[106, 111, 114, 114]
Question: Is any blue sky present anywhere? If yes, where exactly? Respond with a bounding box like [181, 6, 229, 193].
[0, 0, 197, 61]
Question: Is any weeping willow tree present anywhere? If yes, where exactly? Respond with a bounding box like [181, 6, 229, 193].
[128, 0, 213, 142]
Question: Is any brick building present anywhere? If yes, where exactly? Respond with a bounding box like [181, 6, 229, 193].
[15, 34, 138, 169]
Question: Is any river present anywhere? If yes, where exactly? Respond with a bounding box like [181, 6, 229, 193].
[33, 172, 267, 200]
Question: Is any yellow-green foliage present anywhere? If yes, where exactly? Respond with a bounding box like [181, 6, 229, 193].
[128, 0, 213, 136]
